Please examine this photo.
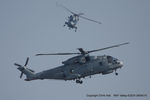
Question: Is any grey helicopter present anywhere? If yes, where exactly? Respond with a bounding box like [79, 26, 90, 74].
[60, 5, 102, 32]
[14, 42, 129, 84]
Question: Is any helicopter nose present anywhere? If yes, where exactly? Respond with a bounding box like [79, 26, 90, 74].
[118, 61, 123, 68]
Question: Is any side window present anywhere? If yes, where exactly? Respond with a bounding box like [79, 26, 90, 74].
[70, 69, 74, 74]
[99, 62, 103, 66]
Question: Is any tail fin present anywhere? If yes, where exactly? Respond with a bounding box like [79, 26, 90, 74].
[14, 57, 36, 81]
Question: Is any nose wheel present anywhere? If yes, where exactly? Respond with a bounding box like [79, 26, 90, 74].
[115, 70, 118, 75]
[76, 79, 83, 84]
[75, 27, 77, 32]
[115, 72, 118, 75]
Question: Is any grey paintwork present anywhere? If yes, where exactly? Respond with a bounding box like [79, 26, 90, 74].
[64, 15, 78, 32]
[15, 55, 123, 84]
[61, 4, 101, 32]
[15, 43, 128, 84]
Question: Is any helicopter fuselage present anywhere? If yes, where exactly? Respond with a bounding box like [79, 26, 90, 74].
[64, 15, 79, 31]
[34, 55, 123, 82]
[15, 43, 128, 84]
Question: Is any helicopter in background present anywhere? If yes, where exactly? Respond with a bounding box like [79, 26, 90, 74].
[14, 42, 129, 84]
[60, 5, 102, 32]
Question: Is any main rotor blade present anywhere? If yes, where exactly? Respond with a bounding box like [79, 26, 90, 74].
[87, 42, 129, 53]
[78, 13, 84, 16]
[14, 63, 22, 67]
[79, 16, 102, 24]
[24, 57, 29, 66]
[58, 4, 76, 15]
[36, 53, 80, 56]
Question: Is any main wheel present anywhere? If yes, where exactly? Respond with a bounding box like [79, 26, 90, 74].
[115, 73, 118, 75]
[79, 80, 83, 84]
[75, 27, 77, 32]
[76, 80, 83, 84]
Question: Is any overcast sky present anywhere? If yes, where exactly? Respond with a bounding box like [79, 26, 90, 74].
[0, 0, 150, 100]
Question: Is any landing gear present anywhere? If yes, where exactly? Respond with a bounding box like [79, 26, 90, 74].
[75, 27, 77, 32]
[115, 72, 118, 75]
[76, 79, 83, 84]
[115, 70, 118, 75]
[64, 22, 67, 27]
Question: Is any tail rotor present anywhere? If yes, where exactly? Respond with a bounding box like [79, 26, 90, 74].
[14, 57, 29, 78]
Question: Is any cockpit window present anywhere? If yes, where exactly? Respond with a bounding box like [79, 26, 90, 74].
[113, 59, 119, 64]
[106, 56, 119, 64]
[113, 59, 117, 62]
[107, 56, 113, 63]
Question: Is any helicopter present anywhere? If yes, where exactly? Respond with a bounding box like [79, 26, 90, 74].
[14, 42, 129, 84]
[60, 5, 102, 32]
